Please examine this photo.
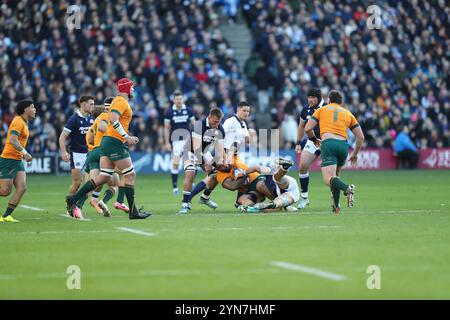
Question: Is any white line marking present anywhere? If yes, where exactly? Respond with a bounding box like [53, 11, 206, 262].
[59, 214, 92, 221]
[20, 205, 45, 211]
[116, 227, 156, 237]
[271, 261, 347, 281]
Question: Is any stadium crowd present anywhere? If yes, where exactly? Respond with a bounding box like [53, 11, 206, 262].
[0, 0, 449, 155]
[242, 0, 449, 149]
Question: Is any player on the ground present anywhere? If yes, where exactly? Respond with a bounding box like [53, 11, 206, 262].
[65, 78, 151, 219]
[163, 91, 196, 196]
[244, 158, 300, 213]
[304, 90, 364, 213]
[84, 97, 120, 217]
[295, 88, 324, 209]
[178, 108, 225, 215]
[189, 101, 252, 208]
[59, 95, 94, 217]
[0, 100, 36, 222]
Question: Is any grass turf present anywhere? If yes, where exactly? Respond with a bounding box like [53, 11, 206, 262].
[0, 170, 449, 299]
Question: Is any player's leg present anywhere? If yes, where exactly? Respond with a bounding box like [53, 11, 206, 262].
[297, 145, 318, 209]
[0, 179, 13, 197]
[88, 168, 104, 214]
[0, 170, 26, 222]
[321, 139, 354, 211]
[65, 156, 112, 217]
[178, 159, 196, 214]
[197, 170, 219, 209]
[113, 157, 151, 219]
[69, 168, 83, 194]
[171, 152, 181, 196]
[114, 173, 129, 212]
[97, 172, 119, 217]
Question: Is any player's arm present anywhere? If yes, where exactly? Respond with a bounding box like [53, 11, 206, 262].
[163, 119, 171, 151]
[349, 125, 364, 166]
[88, 127, 95, 145]
[304, 117, 321, 147]
[245, 165, 271, 175]
[98, 120, 108, 133]
[295, 119, 306, 153]
[9, 131, 32, 162]
[109, 110, 139, 145]
[222, 176, 247, 191]
[59, 129, 70, 162]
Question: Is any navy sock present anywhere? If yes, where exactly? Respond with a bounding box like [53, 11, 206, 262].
[76, 194, 88, 209]
[2, 203, 16, 218]
[182, 191, 191, 204]
[299, 173, 309, 193]
[171, 173, 178, 188]
[190, 181, 206, 200]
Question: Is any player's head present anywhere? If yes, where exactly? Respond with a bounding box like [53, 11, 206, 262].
[91, 105, 105, 119]
[208, 107, 224, 128]
[16, 99, 36, 119]
[236, 101, 250, 120]
[307, 88, 322, 107]
[173, 91, 184, 108]
[117, 78, 135, 99]
[328, 90, 343, 105]
[79, 95, 95, 114]
[103, 96, 114, 111]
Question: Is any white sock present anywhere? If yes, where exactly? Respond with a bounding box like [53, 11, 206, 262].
[301, 192, 308, 199]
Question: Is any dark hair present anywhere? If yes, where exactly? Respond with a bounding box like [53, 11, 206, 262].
[237, 101, 250, 108]
[173, 91, 183, 97]
[209, 107, 224, 119]
[328, 90, 343, 104]
[79, 95, 95, 105]
[307, 88, 322, 100]
[104, 96, 114, 106]
[16, 99, 34, 115]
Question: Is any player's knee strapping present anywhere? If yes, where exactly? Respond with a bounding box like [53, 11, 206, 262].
[121, 166, 135, 176]
[100, 168, 114, 177]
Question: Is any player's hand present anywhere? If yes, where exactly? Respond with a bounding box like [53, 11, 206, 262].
[24, 153, 32, 162]
[313, 139, 322, 148]
[164, 142, 172, 152]
[295, 144, 302, 154]
[125, 136, 139, 145]
[349, 153, 358, 166]
[61, 151, 70, 162]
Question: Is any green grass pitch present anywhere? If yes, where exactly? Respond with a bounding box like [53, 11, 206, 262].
[1, 170, 449, 299]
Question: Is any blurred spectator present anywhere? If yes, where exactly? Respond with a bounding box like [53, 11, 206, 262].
[394, 126, 419, 169]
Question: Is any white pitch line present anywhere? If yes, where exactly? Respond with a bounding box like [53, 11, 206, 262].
[271, 261, 347, 281]
[59, 214, 92, 221]
[116, 227, 156, 237]
[20, 205, 45, 211]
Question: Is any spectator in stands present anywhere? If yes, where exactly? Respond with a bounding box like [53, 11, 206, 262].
[394, 125, 419, 169]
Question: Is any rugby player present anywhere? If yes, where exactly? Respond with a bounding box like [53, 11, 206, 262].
[65, 78, 151, 219]
[0, 100, 36, 222]
[304, 90, 364, 213]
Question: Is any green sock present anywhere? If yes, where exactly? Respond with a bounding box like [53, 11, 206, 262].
[103, 189, 114, 204]
[331, 187, 340, 208]
[330, 177, 349, 193]
[76, 194, 88, 209]
[72, 180, 97, 204]
[2, 203, 17, 218]
[117, 186, 125, 203]
[124, 185, 138, 214]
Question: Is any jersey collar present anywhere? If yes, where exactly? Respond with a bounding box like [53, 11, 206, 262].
[77, 109, 89, 119]
[172, 104, 186, 111]
[19, 115, 28, 124]
[233, 115, 245, 128]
